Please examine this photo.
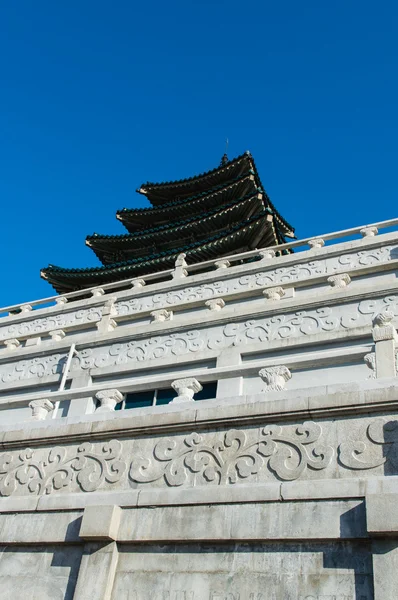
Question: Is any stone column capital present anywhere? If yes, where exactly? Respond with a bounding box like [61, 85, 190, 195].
[171, 378, 203, 403]
[95, 389, 124, 412]
[29, 399, 54, 420]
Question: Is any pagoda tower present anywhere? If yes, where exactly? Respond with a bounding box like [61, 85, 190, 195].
[41, 151, 294, 293]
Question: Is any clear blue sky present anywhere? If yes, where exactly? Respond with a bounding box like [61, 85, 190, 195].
[0, 1, 397, 306]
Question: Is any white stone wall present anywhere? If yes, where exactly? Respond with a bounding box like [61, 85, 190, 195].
[0, 223, 397, 598]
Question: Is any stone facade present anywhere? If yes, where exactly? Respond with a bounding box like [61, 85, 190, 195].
[0, 221, 398, 598]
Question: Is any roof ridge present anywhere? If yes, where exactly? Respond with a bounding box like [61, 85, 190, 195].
[138, 151, 251, 191]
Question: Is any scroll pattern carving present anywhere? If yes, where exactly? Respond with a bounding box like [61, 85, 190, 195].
[0, 307, 102, 341]
[129, 422, 334, 485]
[0, 354, 66, 384]
[70, 296, 398, 372]
[0, 439, 126, 496]
[115, 246, 395, 316]
[339, 418, 398, 470]
[1, 295, 397, 384]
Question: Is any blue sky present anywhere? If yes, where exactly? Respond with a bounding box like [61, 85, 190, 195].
[0, 1, 397, 306]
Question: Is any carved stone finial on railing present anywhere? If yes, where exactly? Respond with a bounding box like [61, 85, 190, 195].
[364, 352, 376, 378]
[360, 226, 378, 238]
[214, 259, 230, 269]
[95, 389, 124, 412]
[55, 296, 68, 305]
[91, 288, 105, 297]
[259, 366, 292, 391]
[172, 253, 188, 279]
[372, 311, 397, 342]
[29, 399, 54, 421]
[20, 304, 33, 313]
[327, 273, 351, 289]
[3, 338, 20, 350]
[151, 309, 173, 323]
[49, 330, 66, 342]
[258, 249, 276, 261]
[131, 278, 146, 288]
[308, 238, 325, 250]
[103, 296, 117, 316]
[205, 298, 225, 311]
[263, 286, 285, 301]
[171, 378, 203, 404]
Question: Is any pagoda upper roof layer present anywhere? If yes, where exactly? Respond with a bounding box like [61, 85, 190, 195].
[41, 151, 295, 293]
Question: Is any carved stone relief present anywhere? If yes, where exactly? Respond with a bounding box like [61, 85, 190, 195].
[1, 295, 397, 385]
[0, 417, 396, 497]
[115, 245, 396, 317]
[0, 439, 126, 496]
[0, 306, 103, 341]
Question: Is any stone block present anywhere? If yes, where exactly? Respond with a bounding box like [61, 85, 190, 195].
[366, 492, 398, 535]
[79, 505, 122, 541]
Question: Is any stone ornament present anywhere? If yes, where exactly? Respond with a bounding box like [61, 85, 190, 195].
[0, 439, 126, 496]
[102, 296, 117, 316]
[171, 378, 203, 403]
[3, 338, 20, 350]
[364, 352, 376, 378]
[258, 249, 276, 261]
[95, 389, 124, 412]
[259, 365, 292, 391]
[150, 309, 173, 323]
[360, 226, 378, 238]
[327, 273, 351, 288]
[29, 399, 54, 421]
[205, 298, 225, 311]
[372, 311, 397, 341]
[263, 286, 285, 301]
[91, 288, 105, 297]
[307, 238, 325, 250]
[131, 278, 146, 288]
[130, 421, 333, 486]
[172, 253, 188, 279]
[55, 296, 68, 305]
[20, 304, 33, 313]
[214, 259, 230, 269]
[49, 330, 66, 342]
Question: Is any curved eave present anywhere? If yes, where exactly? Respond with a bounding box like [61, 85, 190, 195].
[41, 212, 278, 294]
[139, 152, 252, 205]
[118, 173, 257, 232]
[90, 192, 267, 264]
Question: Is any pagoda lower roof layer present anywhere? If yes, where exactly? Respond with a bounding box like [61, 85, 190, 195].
[42, 211, 278, 294]
[88, 192, 268, 265]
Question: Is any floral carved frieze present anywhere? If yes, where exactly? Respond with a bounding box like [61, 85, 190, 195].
[115, 245, 396, 317]
[0, 439, 126, 496]
[1, 295, 398, 384]
[129, 422, 334, 485]
[0, 417, 396, 497]
[0, 307, 103, 341]
[69, 296, 398, 373]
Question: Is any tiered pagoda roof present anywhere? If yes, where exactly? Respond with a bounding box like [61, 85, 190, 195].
[41, 152, 295, 293]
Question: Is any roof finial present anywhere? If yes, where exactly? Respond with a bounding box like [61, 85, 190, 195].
[220, 138, 229, 166]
